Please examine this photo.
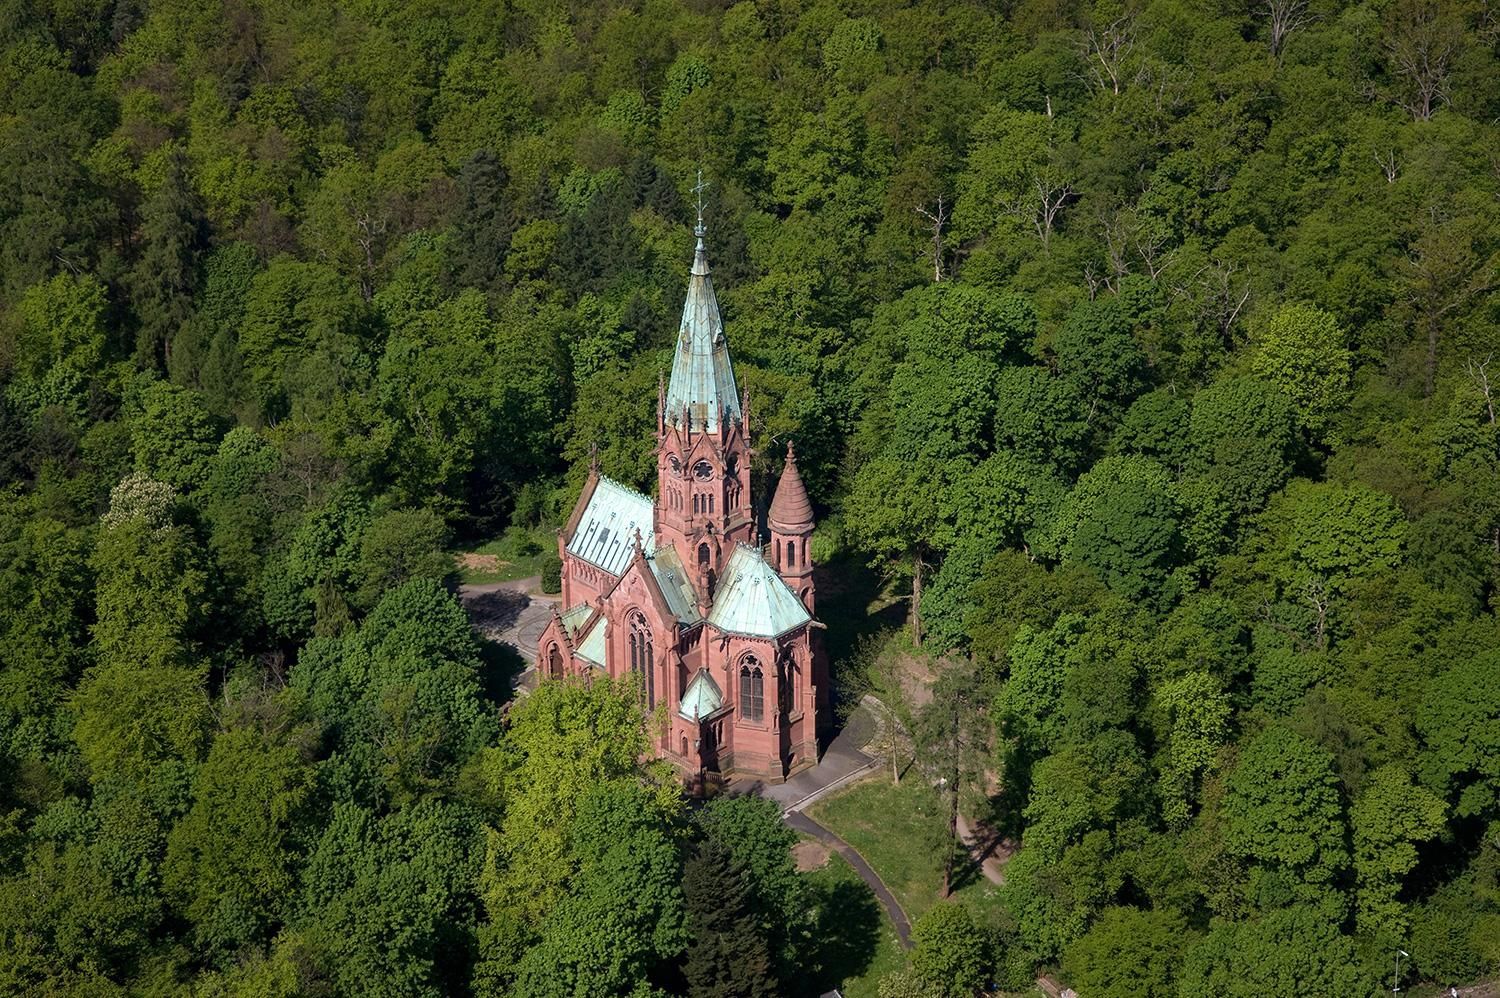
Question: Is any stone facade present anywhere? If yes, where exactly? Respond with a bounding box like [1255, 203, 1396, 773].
[535, 229, 828, 783]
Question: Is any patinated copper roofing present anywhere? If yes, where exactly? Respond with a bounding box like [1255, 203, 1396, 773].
[678, 668, 724, 722]
[768, 442, 814, 533]
[706, 544, 812, 638]
[664, 233, 740, 432]
[648, 544, 702, 625]
[574, 615, 608, 666]
[564, 476, 654, 576]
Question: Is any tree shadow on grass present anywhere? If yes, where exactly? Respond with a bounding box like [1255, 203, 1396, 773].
[803, 874, 885, 997]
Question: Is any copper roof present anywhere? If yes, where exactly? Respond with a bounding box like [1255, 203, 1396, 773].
[664, 234, 740, 433]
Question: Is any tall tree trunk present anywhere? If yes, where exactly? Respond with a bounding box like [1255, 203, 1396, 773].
[911, 551, 924, 647]
[889, 706, 901, 785]
[942, 746, 959, 898]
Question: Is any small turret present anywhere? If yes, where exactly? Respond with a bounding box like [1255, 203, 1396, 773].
[767, 442, 816, 613]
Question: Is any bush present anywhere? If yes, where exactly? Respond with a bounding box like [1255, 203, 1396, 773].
[541, 554, 562, 594]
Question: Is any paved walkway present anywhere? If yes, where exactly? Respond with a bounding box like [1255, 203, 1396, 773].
[459, 577, 557, 665]
[750, 702, 877, 810]
[785, 809, 911, 950]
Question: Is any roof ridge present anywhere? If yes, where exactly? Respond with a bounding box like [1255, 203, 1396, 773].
[595, 473, 653, 506]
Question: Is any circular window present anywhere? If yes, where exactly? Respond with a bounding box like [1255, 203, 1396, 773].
[668, 455, 682, 476]
[693, 460, 714, 481]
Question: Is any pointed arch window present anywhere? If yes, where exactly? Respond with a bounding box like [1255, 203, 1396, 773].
[739, 657, 764, 722]
[628, 611, 654, 709]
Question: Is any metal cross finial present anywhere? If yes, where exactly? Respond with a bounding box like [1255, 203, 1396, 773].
[692, 169, 710, 238]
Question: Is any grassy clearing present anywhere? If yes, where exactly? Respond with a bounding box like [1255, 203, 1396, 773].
[453, 524, 556, 585]
[799, 850, 907, 998]
[809, 775, 1006, 925]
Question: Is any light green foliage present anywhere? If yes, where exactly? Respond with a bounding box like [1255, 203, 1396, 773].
[997, 614, 1085, 755]
[1177, 907, 1378, 998]
[1252, 304, 1353, 440]
[483, 676, 677, 928]
[1256, 480, 1405, 597]
[73, 481, 210, 780]
[1350, 763, 1446, 942]
[1155, 671, 1231, 826]
[516, 783, 689, 998]
[12, 273, 109, 384]
[878, 968, 945, 998]
[1223, 726, 1349, 918]
[294, 579, 496, 804]
[909, 903, 989, 998]
[1060, 906, 1190, 998]
[129, 381, 220, 491]
[163, 724, 316, 959]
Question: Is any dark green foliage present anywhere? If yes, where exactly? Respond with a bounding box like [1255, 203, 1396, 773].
[680, 836, 776, 998]
[0, 0, 1497, 992]
[1177, 907, 1378, 998]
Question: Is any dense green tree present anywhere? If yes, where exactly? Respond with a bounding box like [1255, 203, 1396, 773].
[908, 903, 989, 998]
[679, 836, 776, 998]
[1251, 304, 1353, 441]
[1060, 906, 1190, 998]
[1177, 907, 1377, 998]
[163, 723, 316, 960]
[1223, 726, 1350, 919]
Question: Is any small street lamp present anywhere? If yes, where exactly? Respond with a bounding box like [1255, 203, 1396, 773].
[1392, 948, 1409, 995]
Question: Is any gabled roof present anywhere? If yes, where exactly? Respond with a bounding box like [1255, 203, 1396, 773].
[648, 545, 702, 625]
[558, 603, 593, 638]
[574, 615, 608, 667]
[678, 668, 725, 722]
[706, 544, 812, 638]
[664, 234, 740, 433]
[565, 476, 654, 577]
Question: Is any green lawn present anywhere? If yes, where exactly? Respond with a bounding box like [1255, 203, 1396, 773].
[454, 524, 556, 585]
[799, 850, 907, 998]
[808, 775, 1007, 925]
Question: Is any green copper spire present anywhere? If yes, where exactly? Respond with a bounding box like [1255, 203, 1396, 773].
[665, 175, 740, 432]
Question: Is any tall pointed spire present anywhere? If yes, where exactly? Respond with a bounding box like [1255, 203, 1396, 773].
[665, 170, 740, 433]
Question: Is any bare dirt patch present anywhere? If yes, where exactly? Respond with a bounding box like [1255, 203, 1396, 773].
[793, 839, 831, 872]
[459, 553, 504, 573]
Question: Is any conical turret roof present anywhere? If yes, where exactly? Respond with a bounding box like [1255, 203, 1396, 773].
[664, 229, 740, 433]
[768, 443, 814, 533]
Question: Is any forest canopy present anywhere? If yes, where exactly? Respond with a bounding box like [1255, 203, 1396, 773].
[1, 0, 1499, 993]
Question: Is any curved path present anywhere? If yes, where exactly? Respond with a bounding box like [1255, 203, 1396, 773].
[783, 810, 912, 950]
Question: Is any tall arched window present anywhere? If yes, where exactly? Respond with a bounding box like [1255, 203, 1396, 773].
[786, 540, 795, 567]
[628, 611, 654, 708]
[548, 644, 564, 679]
[739, 657, 764, 721]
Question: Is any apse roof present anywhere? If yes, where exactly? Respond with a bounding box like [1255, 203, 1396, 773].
[678, 669, 724, 722]
[565, 476, 654, 577]
[664, 234, 740, 433]
[706, 544, 812, 638]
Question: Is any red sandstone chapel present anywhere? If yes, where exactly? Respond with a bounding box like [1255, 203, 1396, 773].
[535, 219, 829, 783]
